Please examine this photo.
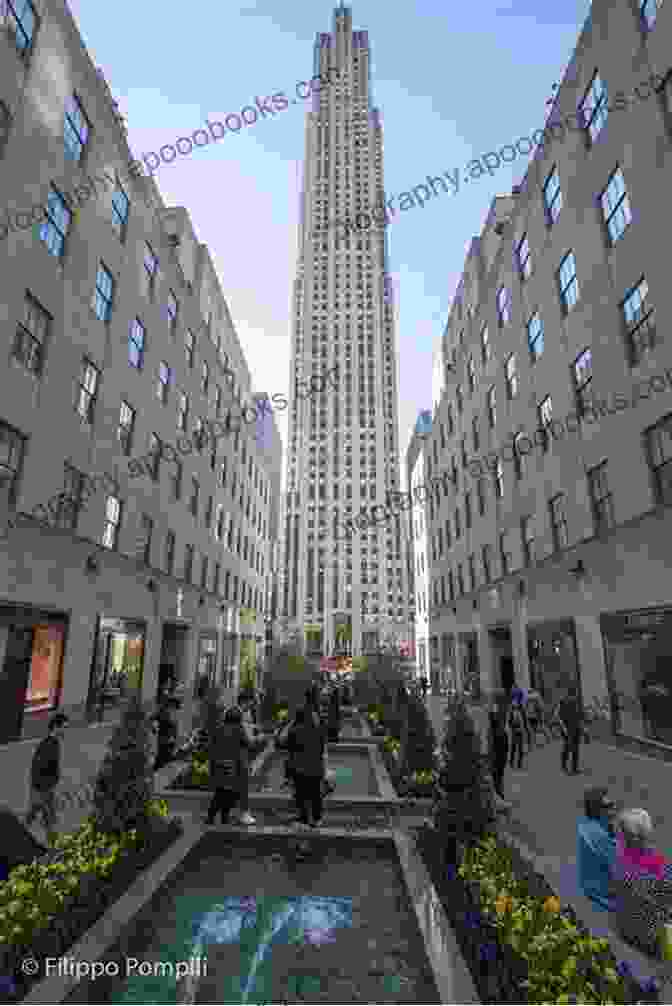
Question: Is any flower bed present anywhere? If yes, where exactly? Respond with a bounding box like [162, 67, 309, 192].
[0, 801, 182, 1002]
[414, 827, 661, 1004]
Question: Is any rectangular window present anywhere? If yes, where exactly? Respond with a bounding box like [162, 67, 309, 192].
[464, 491, 472, 529]
[454, 507, 461, 540]
[13, 292, 49, 376]
[147, 433, 161, 482]
[94, 263, 114, 323]
[200, 555, 209, 590]
[513, 432, 527, 480]
[205, 494, 214, 529]
[75, 357, 99, 424]
[482, 544, 492, 584]
[201, 361, 209, 396]
[515, 232, 532, 280]
[40, 187, 71, 258]
[456, 385, 464, 414]
[128, 318, 145, 369]
[549, 493, 569, 551]
[157, 361, 171, 404]
[138, 514, 153, 565]
[487, 385, 496, 428]
[457, 563, 464, 596]
[185, 329, 195, 368]
[63, 93, 89, 163]
[499, 532, 510, 575]
[213, 561, 221, 596]
[497, 286, 511, 326]
[143, 242, 158, 298]
[505, 354, 518, 399]
[579, 71, 609, 142]
[166, 290, 178, 333]
[118, 400, 135, 455]
[480, 325, 491, 365]
[600, 167, 632, 244]
[646, 413, 672, 504]
[468, 553, 477, 591]
[538, 396, 553, 453]
[494, 459, 504, 499]
[164, 531, 175, 574]
[640, 0, 663, 28]
[171, 461, 182, 501]
[558, 252, 579, 313]
[472, 415, 480, 451]
[177, 391, 189, 432]
[476, 477, 486, 515]
[573, 348, 593, 415]
[543, 166, 563, 225]
[587, 461, 615, 534]
[111, 181, 129, 241]
[521, 515, 535, 565]
[2, 0, 38, 58]
[102, 495, 122, 550]
[189, 476, 199, 518]
[622, 277, 656, 365]
[446, 404, 454, 436]
[183, 545, 194, 583]
[527, 311, 544, 361]
[466, 355, 476, 393]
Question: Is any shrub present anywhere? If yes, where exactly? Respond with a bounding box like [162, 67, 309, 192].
[401, 692, 436, 777]
[91, 695, 154, 836]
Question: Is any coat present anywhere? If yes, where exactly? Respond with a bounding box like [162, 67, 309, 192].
[287, 718, 326, 778]
[208, 721, 252, 790]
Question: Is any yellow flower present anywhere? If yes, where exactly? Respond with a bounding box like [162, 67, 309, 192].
[542, 896, 561, 914]
[494, 893, 513, 916]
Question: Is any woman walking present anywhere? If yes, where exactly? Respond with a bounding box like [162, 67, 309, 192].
[287, 706, 326, 828]
[489, 692, 510, 800]
[205, 705, 256, 826]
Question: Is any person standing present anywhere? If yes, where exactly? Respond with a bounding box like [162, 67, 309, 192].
[488, 693, 510, 800]
[558, 686, 585, 775]
[420, 676, 428, 701]
[525, 688, 544, 746]
[287, 706, 326, 827]
[576, 786, 617, 910]
[507, 694, 528, 770]
[205, 705, 256, 826]
[326, 687, 341, 743]
[26, 713, 69, 843]
[153, 697, 178, 771]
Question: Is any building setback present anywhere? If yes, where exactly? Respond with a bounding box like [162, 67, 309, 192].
[426, 0, 672, 753]
[281, 3, 413, 658]
[0, 0, 281, 754]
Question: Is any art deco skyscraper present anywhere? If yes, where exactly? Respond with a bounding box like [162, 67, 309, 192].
[281, 4, 412, 658]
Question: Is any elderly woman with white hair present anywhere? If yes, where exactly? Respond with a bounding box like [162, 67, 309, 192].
[612, 807, 672, 958]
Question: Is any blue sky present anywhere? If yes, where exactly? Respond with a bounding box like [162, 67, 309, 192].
[67, 0, 591, 469]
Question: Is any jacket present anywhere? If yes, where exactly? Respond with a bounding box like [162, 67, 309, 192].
[577, 815, 616, 910]
[208, 721, 251, 789]
[287, 718, 326, 778]
[558, 696, 584, 732]
[30, 736, 61, 792]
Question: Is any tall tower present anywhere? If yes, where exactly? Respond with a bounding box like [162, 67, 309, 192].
[281, 5, 411, 658]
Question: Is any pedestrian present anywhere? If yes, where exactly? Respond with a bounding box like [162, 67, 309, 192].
[612, 807, 672, 957]
[525, 688, 544, 746]
[26, 713, 69, 843]
[488, 692, 510, 800]
[420, 676, 428, 700]
[507, 692, 528, 770]
[204, 705, 256, 826]
[558, 685, 586, 774]
[153, 697, 178, 771]
[287, 706, 326, 828]
[576, 786, 618, 910]
[326, 687, 341, 743]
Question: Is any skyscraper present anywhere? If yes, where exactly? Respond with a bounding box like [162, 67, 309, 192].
[281, 5, 412, 658]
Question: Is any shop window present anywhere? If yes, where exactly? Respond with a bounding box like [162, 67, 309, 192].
[25, 624, 65, 713]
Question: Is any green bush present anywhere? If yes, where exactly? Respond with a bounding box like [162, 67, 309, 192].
[92, 694, 154, 836]
[401, 693, 437, 777]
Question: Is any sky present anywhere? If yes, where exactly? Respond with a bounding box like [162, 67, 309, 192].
[66, 0, 592, 473]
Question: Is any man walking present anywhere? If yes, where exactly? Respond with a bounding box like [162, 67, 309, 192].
[26, 713, 69, 843]
[558, 686, 585, 775]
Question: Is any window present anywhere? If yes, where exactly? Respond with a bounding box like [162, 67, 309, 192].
[464, 491, 472, 529]
[456, 385, 463, 414]
[476, 477, 486, 516]
[527, 311, 544, 361]
[170, 461, 182, 501]
[213, 562, 221, 596]
[521, 516, 535, 565]
[102, 495, 122, 550]
[0, 100, 12, 159]
[164, 531, 175, 574]
[640, 0, 663, 28]
[549, 493, 569, 551]
[40, 187, 71, 258]
[138, 514, 154, 565]
[573, 349, 593, 415]
[147, 433, 161, 482]
[111, 182, 129, 240]
[75, 357, 99, 424]
[538, 396, 553, 453]
[558, 252, 579, 313]
[600, 167, 632, 244]
[143, 243, 158, 298]
[185, 329, 195, 368]
[189, 477, 199, 518]
[177, 392, 189, 432]
[516, 232, 532, 280]
[579, 71, 609, 142]
[505, 354, 518, 399]
[0, 421, 24, 504]
[454, 507, 461, 540]
[494, 459, 504, 499]
[201, 361, 209, 396]
[499, 532, 510, 575]
[466, 355, 476, 393]
[587, 462, 614, 534]
[472, 415, 480, 451]
[622, 277, 656, 364]
[457, 563, 465, 596]
[55, 463, 84, 530]
[497, 286, 511, 326]
[183, 545, 194, 583]
[93, 263, 114, 323]
[543, 165, 563, 225]
[3, 0, 38, 59]
[513, 432, 527, 480]
[482, 544, 492, 584]
[63, 94, 89, 163]
[118, 401, 135, 454]
[128, 318, 145, 369]
[13, 292, 49, 376]
[200, 555, 209, 590]
[166, 290, 178, 333]
[205, 495, 214, 529]
[215, 384, 224, 418]
[157, 362, 171, 404]
[468, 554, 477, 591]
[480, 325, 491, 363]
[487, 385, 496, 428]
[646, 413, 672, 504]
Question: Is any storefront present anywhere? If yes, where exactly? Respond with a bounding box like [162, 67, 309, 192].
[86, 616, 146, 723]
[0, 606, 68, 743]
[527, 619, 580, 708]
[600, 607, 672, 748]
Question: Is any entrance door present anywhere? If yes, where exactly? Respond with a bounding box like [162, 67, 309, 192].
[500, 656, 515, 693]
[0, 626, 34, 742]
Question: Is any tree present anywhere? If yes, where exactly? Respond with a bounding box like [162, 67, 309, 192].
[92, 694, 154, 835]
[401, 693, 437, 777]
